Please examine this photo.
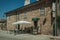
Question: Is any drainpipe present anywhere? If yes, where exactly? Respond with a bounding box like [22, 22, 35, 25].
[55, 0, 58, 36]
[52, 0, 58, 36]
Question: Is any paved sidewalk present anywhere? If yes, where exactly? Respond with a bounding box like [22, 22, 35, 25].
[0, 30, 60, 40]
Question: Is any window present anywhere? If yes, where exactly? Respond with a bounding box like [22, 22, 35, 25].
[24, 12, 27, 20]
[7, 16, 10, 20]
[17, 14, 20, 20]
[24, 12, 27, 16]
[40, 7, 45, 15]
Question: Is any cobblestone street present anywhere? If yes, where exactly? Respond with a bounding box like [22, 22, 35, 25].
[0, 30, 60, 40]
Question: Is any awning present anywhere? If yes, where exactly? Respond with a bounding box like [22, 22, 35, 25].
[32, 18, 40, 21]
[12, 21, 31, 25]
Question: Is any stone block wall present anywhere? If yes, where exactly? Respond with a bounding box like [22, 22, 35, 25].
[6, 6, 52, 35]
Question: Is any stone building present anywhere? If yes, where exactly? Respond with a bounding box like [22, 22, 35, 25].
[0, 19, 6, 30]
[6, 0, 52, 35]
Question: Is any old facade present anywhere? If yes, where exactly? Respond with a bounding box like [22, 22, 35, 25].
[0, 19, 6, 30]
[6, 1, 52, 35]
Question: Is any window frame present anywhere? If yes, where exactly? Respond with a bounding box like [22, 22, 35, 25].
[7, 16, 10, 20]
[40, 7, 45, 16]
[24, 12, 27, 20]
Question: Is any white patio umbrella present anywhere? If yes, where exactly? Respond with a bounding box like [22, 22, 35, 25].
[12, 21, 31, 24]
